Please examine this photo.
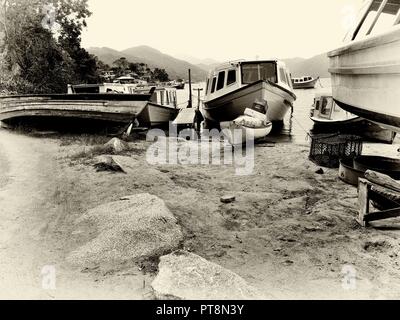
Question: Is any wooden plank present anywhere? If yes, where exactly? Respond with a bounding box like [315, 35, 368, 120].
[357, 179, 370, 227]
[364, 207, 400, 222]
[365, 170, 400, 192]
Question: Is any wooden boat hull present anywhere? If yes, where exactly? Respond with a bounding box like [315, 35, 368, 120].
[292, 77, 319, 89]
[328, 27, 400, 132]
[0, 94, 151, 124]
[203, 80, 296, 123]
[138, 102, 179, 127]
[311, 117, 396, 144]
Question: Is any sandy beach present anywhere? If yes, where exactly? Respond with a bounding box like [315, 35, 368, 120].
[0, 125, 400, 299]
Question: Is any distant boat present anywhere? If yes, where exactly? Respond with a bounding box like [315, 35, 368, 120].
[291, 76, 319, 89]
[203, 60, 296, 128]
[165, 80, 185, 90]
[328, 0, 400, 133]
[310, 89, 396, 144]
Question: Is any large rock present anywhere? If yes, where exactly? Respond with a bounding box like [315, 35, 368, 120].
[104, 137, 129, 153]
[67, 194, 183, 270]
[151, 251, 265, 300]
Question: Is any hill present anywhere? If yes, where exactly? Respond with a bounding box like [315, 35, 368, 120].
[284, 53, 330, 78]
[88, 46, 207, 82]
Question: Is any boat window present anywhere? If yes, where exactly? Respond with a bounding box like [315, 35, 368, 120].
[216, 71, 225, 91]
[279, 68, 288, 84]
[320, 97, 333, 117]
[369, 0, 400, 35]
[353, 0, 400, 40]
[241, 62, 277, 85]
[205, 79, 209, 94]
[227, 69, 236, 86]
[315, 99, 320, 111]
[211, 77, 217, 93]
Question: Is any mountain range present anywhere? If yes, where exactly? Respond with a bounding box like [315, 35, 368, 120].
[87, 45, 331, 81]
[283, 53, 330, 78]
[88, 46, 208, 82]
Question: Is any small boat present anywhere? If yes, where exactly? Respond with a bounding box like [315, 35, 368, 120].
[328, 0, 400, 132]
[72, 84, 179, 127]
[137, 87, 179, 127]
[203, 60, 296, 128]
[310, 89, 361, 125]
[220, 101, 273, 145]
[292, 76, 319, 89]
[310, 89, 396, 144]
[220, 121, 273, 146]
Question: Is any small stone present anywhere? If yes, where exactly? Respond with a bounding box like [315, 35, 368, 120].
[221, 195, 236, 204]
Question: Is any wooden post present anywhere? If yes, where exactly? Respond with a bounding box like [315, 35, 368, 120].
[188, 69, 192, 108]
[357, 179, 370, 227]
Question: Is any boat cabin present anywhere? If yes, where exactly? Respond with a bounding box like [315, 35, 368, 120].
[311, 90, 354, 121]
[292, 76, 313, 83]
[204, 60, 293, 101]
[344, 0, 400, 42]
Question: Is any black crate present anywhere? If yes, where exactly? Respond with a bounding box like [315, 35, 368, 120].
[309, 133, 363, 168]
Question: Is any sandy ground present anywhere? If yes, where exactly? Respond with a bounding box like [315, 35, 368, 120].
[1, 127, 400, 300]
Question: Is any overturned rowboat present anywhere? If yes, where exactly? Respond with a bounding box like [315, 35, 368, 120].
[0, 93, 152, 125]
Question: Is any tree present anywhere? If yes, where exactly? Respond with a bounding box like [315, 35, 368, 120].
[0, 0, 97, 93]
[153, 68, 169, 82]
[112, 57, 130, 76]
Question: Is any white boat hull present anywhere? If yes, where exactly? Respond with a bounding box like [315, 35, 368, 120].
[328, 27, 400, 132]
[220, 121, 273, 145]
[204, 80, 296, 123]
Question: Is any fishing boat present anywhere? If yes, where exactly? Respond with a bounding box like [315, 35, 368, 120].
[71, 83, 179, 127]
[137, 87, 179, 127]
[328, 0, 400, 132]
[310, 89, 396, 143]
[203, 60, 296, 128]
[292, 76, 319, 89]
[0, 92, 151, 125]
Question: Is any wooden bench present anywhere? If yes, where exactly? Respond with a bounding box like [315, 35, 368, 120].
[357, 170, 400, 227]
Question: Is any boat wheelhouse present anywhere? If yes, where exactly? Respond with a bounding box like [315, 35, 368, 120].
[310, 89, 360, 125]
[310, 89, 396, 143]
[328, 0, 400, 132]
[203, 60, 296, 126]
[292, 76, 319, 89]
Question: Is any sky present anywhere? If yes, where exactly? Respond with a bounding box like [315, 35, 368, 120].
[81, 0, 365, 61]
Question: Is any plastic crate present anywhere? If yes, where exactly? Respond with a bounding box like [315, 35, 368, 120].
[309, 133, 363, 168]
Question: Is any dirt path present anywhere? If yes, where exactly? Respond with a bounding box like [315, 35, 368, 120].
[1, 129, 400, 300]
[0, 130, 149, 299]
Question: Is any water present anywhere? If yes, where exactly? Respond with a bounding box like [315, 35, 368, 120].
[175, 78, 332, 144]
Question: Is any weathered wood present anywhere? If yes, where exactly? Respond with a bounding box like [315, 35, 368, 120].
[365, 170, 400, 193]
[364, 207, 400, 223]
[357, 179, 370, 227]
